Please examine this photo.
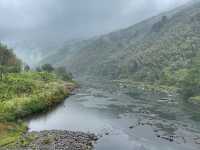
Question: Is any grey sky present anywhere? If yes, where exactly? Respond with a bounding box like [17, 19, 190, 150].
[0, 0, 192, 66]
[0, 0, 191, 42]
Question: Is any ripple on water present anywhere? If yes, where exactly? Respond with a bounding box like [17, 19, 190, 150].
[28, 84, 200, 150]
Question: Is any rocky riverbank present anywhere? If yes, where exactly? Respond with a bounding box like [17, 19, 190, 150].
[4, 130, 98, 150]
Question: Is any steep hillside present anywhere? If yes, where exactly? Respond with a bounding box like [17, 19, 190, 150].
[42, 1, 200, 82]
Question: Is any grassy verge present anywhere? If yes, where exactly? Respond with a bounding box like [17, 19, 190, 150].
[0, 72, 76, 148]
[0, 123, 28, 147]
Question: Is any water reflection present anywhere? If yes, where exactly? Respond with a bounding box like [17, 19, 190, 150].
[28, 82, 200, 150]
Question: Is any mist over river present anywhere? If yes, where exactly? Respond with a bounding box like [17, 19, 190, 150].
[28, 79, 200, 150]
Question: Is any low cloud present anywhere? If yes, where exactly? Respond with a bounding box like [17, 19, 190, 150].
[0, 0, 191, 41]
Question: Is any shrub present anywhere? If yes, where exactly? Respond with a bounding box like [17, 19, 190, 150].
[41, 64, 54, 73]
[54, 67, 73, 81]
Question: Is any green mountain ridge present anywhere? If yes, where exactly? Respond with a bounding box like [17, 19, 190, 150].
[42, 1, 200, 84]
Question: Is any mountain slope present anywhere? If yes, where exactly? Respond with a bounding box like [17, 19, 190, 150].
[42, 1, 200, 82]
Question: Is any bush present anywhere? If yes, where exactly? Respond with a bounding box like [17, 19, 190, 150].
[24, 65, 30, 72]
[179, 68, 200, 98]
[41, 64, 54, 73]
[54, 67, 73, 81]
[0, 72, 74, 122]
[0, 43, 21, 81]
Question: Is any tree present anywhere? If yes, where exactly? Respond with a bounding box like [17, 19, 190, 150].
[0, 43, 21, 80]
[24, 64, 30, 72]
[55, 67, 73, 81]
[0, 66, 6, 80]
[41, 64, 54, 73]
[180, 54, 200, 98]
[161, 16, 168, 23]
[36, 67, 42, 72]
[152, 16, 168, 32]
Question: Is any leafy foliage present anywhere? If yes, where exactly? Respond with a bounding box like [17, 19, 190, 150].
[0, 44, 76, 148]
[24, 64, 30, 72]
[41, 64, 54, 73]
[179, 54, 200, 98]
[0, 43, 21, 80]
[42, 1, 200, 101]
[42, 2, 200, 83]
[0, 72, 72, 122]
[54, 67, 73, 81]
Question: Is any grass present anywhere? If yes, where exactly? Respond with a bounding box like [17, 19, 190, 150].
[0, 123, 28, 147]
[0, 71, 76, 148]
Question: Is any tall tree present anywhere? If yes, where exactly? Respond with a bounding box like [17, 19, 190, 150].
[0, 43, 21, 80]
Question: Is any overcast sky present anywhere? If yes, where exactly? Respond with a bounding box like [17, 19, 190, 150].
[0, 0, 191, 43]
[0, 0, 192, 66]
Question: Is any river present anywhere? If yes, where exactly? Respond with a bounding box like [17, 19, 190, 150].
[28, 79, 200, 150]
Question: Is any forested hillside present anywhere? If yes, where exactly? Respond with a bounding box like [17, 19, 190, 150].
[42, 1, 200, 100]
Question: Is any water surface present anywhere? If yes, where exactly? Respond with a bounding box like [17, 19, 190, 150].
[28, 80, 200, 150]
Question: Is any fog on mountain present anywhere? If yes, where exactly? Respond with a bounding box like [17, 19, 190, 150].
[1, 1, 200, 150]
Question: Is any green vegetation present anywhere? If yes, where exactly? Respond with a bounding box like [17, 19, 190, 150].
[54, 66, 73, 81]
[36, 64, 73, 81]
[41, 63, 54, 73]
[0, 72, 74, 122]
[0, 72, 75, 148]
[161, 54, 200, 100]
[42, 1, 200, 104]
[0, 44, 76, 148]
[0, 123, 28, 147]
[0, 43, 21, 80]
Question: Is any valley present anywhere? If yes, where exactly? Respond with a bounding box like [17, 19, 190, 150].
[27, 79, 200, 150]
[1, 0, 200, 150]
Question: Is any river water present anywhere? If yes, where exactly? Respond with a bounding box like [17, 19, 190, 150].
[28, 80, 200, 150]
